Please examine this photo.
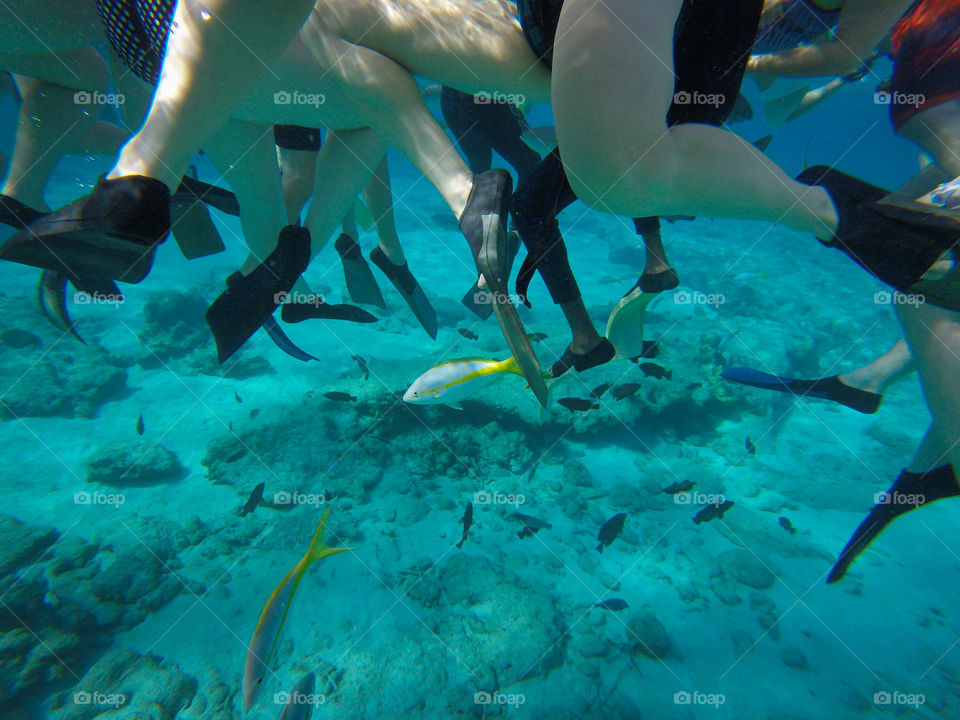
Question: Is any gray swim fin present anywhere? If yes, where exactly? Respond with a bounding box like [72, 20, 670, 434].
[334, 233, 385, 308]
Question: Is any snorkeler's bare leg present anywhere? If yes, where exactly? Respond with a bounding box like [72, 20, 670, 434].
[2, 72, 101, 210]
[837, 339, 915, 396]
[896, 301, 960, 471]
[202, 119, 286, 275]
[277, 146, 318, 225]
[306, 0, 550, 102]
[552, 0, 838, 235]
[363, 157, 404, 264]
[110, 0, 316, 191]
[299, 18, 475, 218]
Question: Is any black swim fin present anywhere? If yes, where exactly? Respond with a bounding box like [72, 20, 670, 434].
[262, 316, 319, 362]
[369, 246, 437, 339]
[721, 367, 882, 414]
[827, 465, 960, 583]
[173, 174, 240, 216]
[334, 233, 385, 308]
[798, 165, 960, 311]
[170, 192, 226, 259]
[0, 195, 45, 229]
[0, 175, 169, 284]
[461, 227, 521, 319]
[206, 225, 311, 363]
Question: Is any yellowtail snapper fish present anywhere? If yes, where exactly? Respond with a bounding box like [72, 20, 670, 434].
[403, 356, 525, 409]
[243, 507, 350, 711]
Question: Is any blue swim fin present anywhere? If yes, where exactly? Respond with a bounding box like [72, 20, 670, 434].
[721, 367, 881, 414]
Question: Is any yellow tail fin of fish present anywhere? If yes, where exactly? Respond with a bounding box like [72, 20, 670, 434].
[305, 506, 352, 566]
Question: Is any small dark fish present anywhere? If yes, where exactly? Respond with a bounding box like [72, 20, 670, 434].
[662, 480, 696, 495]
[557, 397, 599, 412]
[686, 382, 702, 391]
[228, 421, 234, 432]
[727, 92, 754, 124]
[241, 482, 265, 517]
[693, 500, 735, 525]
[136, 413, 145, 436]
[456, 502, 473, 549]
[1, 329, 42, 349]
[779, 516, 797, 535]
[594, 598, 629, 611]
[508, 512, 552, 538]
[351, 354, 370, 380]
[752, 134, 774, 152]
[324, 391, 357, 402]
[640, 363, 672, 380]
[457, 328, 479, 341]
[745, 437, 756, 456]
[234, 391, 243, 403]
[640, 340, 659, 358]
[591, 382, 611, 399]
[611, 383, 641, 401]
[527, 332, 549, 343]
[596, 513, 626, 553]
[249, 408, 260, 420]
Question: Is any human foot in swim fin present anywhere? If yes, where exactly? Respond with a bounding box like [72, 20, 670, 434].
[459, 170, 513, 317]
[827, 465, 959, 583]
[280, 300, 377, 324]
[0, 175, 170, 283]
[720, 367, 882, 414]
[0, 195, 45, 229]
[550, 337, 617, 379]
[798, 165, 960, 311]
[335, 233, 385, 309]
[369, 246, 437, 339]
[206, 225, 310, 363]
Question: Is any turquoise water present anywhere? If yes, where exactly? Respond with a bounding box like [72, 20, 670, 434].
[0, 66, 954, 719]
